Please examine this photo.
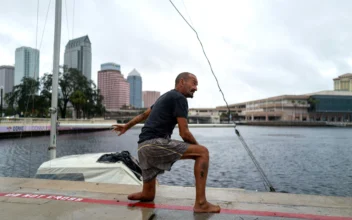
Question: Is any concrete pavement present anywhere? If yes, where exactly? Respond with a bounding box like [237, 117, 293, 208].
[0, 177, 351, 220]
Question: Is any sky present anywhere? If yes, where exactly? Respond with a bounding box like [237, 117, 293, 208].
[1, 0, 351, 108]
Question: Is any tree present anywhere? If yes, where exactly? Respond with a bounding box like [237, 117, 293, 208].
[220, 111, 238, 122]
[307, 97, 321, 121]
[307, 97, 319, 112]
[90, 88, 105, 118]
[5, 77, 50, 117]
[41, 67, 105, 118]
[70, 90, 86, 119]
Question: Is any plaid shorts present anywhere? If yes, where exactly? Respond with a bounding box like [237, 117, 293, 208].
[138, 138, 189, 182]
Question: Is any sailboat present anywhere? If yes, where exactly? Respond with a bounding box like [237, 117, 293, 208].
[34, 0, 142, 186]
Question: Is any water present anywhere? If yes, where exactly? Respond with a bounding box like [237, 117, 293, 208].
[0, 126, 351, 197]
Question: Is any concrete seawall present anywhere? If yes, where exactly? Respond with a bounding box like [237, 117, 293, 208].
[0, 177, 351, 219]
[0, 118, 237, 138]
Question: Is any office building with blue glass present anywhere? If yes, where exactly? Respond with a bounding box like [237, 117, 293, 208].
[127, 69, 142, 108]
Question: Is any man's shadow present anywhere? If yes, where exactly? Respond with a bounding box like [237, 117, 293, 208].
[127, 201, 216, 220]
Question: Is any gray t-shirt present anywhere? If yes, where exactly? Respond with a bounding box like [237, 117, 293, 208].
[138, 89, 188, 143]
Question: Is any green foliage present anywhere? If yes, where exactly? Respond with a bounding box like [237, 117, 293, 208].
[307, 97, 320, 112]
[5, 67, 105, 119]
[5, 77, 50, 117]
[41, 67, 105, 118]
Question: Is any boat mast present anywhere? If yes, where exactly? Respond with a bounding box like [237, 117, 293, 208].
[48, 0, 62, 160]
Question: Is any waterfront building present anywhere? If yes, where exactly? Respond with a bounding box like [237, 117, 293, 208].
[64, 35, 92, 80]
[142, 91, 160, 108]
[0, 65, 15, 108]
[98, 65, 129, 110]
[14, 46, 39, 85]
[333, 73, 352, 92]
[127, 69, 142, 108]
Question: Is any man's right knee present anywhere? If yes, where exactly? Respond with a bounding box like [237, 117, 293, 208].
[182, 144, 209, 160]
[197, 145, 209, 159]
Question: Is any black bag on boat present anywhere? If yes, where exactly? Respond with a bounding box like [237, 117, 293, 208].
[97, 151, 142, 181]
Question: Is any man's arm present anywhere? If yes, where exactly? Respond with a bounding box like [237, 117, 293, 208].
[177, 117, 199, 145]
[125, 107, 152, 130]
[112, 108, 151, 136]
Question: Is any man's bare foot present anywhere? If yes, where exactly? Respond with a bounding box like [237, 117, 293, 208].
[194, 201, 221, 213]
[127, 192, 155, 202]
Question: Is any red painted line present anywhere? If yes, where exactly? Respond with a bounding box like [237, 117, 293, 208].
[0, 192, 351, 220]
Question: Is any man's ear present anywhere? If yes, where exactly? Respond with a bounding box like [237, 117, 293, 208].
[180, 78, 185, 86]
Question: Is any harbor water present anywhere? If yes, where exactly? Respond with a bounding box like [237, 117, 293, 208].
[0, 126, 351, 197]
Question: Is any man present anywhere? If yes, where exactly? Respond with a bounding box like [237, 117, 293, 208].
[113, 72, 220, 213]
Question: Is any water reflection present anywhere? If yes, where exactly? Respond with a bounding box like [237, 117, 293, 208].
[0, 126, 351, 197]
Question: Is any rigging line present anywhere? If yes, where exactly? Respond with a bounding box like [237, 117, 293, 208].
[35, 0, 40, 49]
[64, 0, 70, 40]
[169, 0, 276, 192]
[32, 0, 40, 122]
[21, 0, 40, 138]
[39, 0, 53, 50]
[181, 0, 194, 27]
[237, 133, 275, 191]
[22, 0, 51, 139]
[72, 0, 75, 39]
[168, 0, 231, 117]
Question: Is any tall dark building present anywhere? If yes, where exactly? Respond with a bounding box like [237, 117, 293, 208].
[64, 35, 92, 80]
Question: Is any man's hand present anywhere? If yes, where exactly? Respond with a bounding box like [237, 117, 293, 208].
[177, 117, 199, 145]
[112, 124, 127, 136]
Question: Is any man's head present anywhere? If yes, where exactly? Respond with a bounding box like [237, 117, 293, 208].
[175, 72, 198, 98]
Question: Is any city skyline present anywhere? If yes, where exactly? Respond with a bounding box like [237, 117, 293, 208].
[2, 1, 352, 108]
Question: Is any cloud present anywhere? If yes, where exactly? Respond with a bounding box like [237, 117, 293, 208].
[1, 0, 351, 107]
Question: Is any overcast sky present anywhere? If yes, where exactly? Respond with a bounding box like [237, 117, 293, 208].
[1, 0, 351, 108]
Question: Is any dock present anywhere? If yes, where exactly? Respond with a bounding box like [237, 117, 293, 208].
[0, 119, 237, 138]
[0, 177, 351, 219]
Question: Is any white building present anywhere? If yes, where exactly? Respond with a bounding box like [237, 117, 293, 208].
[188, 108, 220, 124]
[14, 46, 39, 85]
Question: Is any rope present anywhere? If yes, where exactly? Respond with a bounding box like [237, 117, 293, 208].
[64, 0, 70, 40]
[169, 0, 276, 192]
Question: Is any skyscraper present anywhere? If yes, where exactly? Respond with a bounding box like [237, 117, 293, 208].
[143, 91, 160, 108]
[14, 46, 40, 86]
[98, 64, 129, 110]
[64, 35, 92, 80]
[101, 63, 120, 71]
[127, 69, 142, 108]
[0, 65, 15, 108]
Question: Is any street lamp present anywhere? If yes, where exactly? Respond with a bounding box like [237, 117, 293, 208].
[86, 100, 90, 119]
[0, 86, 3, 118]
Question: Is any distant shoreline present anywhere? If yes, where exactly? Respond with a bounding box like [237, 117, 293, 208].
[236, 121, 352, 127]
[0, 119, 350, 139]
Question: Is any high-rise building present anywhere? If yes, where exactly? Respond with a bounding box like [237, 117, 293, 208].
[98, 65, 129, 110]
[0, 65, 15, 108]
[101, 62, 120, 71]
[143, 91, 160, 108]
[64, 35, 92, 80]
[333, 73, 352, 92]
[14, 46, 39, 85]
[127, 69, 142, 108]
